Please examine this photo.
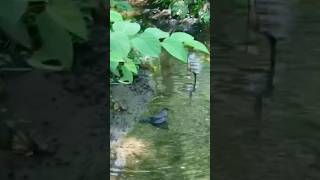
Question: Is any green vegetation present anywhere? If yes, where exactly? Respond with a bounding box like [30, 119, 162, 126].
[110, 9, 209, 84]
[151, 0, 210, 23]
[111, 0, 134, 12]
[0, 0, 101, 71]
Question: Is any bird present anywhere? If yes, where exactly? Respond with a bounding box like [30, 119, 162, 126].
[139, 108, 169, 128]
[247, 0, 291, 72]
[187, 52, 202, 91]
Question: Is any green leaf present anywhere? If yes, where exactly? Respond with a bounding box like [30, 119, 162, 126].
[112, 1, 133, 11]
[184, 40, 209, 54]
[171, 1, 189, 18]
[110, 10, 123, 22]
[110, 60, 120, 76]
[118, 65, 133, 84]
[47, 0, 88, 40]
[0, 19, 31, 48]
[161, 37, 188, 62]
[170, 32, 194, 43]
[110, 52, 125, 63]
[110, 52, 124, 76]
[110, 32, 131, 58]
[27, 12, 73, 71]
[0, 0, 27, 24]
[131, 32, 161, 57]
[112, 21, 140, 36]
[124, 58, 137, 74]
[144, 28, 169, 39]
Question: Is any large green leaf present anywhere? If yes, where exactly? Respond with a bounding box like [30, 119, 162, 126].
[110, 52, 124, 76]
[47, 0, 88, 40]
[0, 0, 27, 24]
[0, 19, 31, 48]
[110, 32, 131, 58]
[110, 60, 120, 76]
[27, 12, 73, 71]
[184, 40, 209, 54]
[118, 65, 133, 84]
[161, 37, 188, 62]
[110, 52, 125, 63]
[110, 10, 123, 23]
[112, 21, 140, 36]
[131, 32, 161, 57]
[170, 32, 194, 43]
[124, 58, 137, 74]
[144, 28, 169, 39]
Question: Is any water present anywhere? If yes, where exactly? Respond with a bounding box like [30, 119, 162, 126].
[118, 50, 210, 179]
[213, 1, 320, 179]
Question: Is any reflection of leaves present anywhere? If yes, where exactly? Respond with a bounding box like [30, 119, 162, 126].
[27, 12, 73, 71]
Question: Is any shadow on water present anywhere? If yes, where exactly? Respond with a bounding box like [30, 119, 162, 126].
[214, 1, 320, 180]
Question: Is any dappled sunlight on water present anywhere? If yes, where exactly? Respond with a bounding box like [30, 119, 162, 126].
[118, 52, 210, 180]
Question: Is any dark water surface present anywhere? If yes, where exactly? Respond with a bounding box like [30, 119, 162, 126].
[213, 1, 320, 180]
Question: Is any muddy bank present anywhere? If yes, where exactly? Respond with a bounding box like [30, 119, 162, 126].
[0, 26, 107, 180]
[110, 69, 155, 176]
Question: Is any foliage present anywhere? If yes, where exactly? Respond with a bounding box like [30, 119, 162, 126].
[150, 0, 210, 24]
[111, 0, 133, 12]
[171, 1, 189, 19]
[110, 10, 209, 84]
[0, 0, 100, 71]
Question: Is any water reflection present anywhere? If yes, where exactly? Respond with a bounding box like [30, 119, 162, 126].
[119, 51, 210, 179]
[213, 1, 320, 179]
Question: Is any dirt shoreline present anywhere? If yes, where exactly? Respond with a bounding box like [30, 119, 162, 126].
[110, 69, 155, 177]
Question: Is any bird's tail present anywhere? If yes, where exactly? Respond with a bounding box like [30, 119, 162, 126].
[139, 118, 150, 123]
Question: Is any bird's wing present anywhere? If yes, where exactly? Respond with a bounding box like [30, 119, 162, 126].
[152, 117, 166, 124]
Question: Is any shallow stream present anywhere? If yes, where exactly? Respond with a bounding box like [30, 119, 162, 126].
[117, 39, 211, 179]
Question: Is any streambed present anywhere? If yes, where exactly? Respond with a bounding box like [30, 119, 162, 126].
[111, 49, 210, 179]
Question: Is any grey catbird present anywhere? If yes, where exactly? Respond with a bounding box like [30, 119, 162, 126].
[140, 108, 169, 128]
[187, 52, 202, 91]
